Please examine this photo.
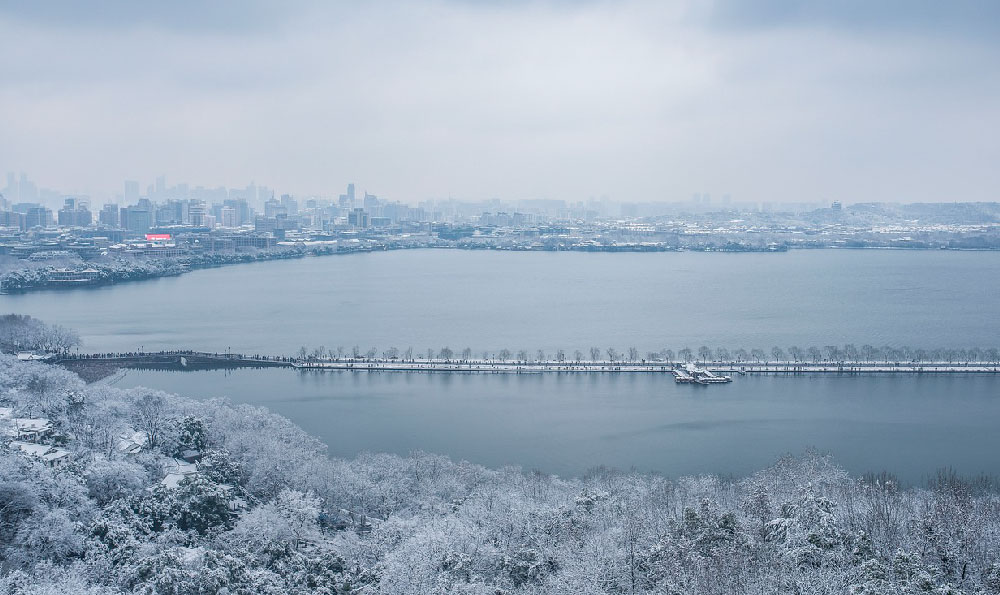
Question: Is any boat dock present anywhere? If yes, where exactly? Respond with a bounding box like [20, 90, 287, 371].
[673, 364, 733, 384]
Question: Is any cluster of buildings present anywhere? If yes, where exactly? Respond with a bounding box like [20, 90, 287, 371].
[3, 172, 999, 260]
[1, 407, 72, 467]
[0, 177, 455, 262]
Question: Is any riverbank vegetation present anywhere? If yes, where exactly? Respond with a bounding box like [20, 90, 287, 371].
[289, 343, 1000, 366]
[2, 353, 1000, 594]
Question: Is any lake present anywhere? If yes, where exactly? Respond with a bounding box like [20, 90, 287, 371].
[119, 367, 1000, 483]
[6, 249, 1000, 355]
[5, 249, 1000, 481]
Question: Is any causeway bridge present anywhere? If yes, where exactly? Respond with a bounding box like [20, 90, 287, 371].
[52, 351, 1000, 382]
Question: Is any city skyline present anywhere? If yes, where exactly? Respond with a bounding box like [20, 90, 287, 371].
[2, 0, 999, 203]
[0, 169, 765, 210]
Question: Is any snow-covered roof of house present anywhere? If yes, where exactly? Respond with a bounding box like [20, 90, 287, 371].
[8, 440, 71, 462]
[162, 472, 190, 489]
[41, 449, 72, 463]
[161, 458, 199, 489]
[13, 418, 52, 433]
[0, 407, 12, 420]
[163, 458, 198, 476]
[116, 429, 148, 455]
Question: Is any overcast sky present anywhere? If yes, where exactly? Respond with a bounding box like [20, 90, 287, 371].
[1, 0, 998, 204]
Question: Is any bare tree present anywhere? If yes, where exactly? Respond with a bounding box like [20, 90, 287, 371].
[788, 346, 803, 362]
[590, 347, 601, 361]
[679, 347, 693, 362]
[607, 348, 619, 363]
[556, 349, 566, 362]
[499, 349, 511, 362]
[698, 346, 712, 362]
[627, 347, 639, 363]
[807, 346, 822, 363]
[461, 347, 472, 361]
[574, 350, 583, 363]
[771, 346, 785, 362]
[132, 392, 168, 448]
[517, 349, 528, 362]
[439, 347, 453, 361]
[861, 344, 875, 362]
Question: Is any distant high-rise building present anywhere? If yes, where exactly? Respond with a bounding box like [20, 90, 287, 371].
[99, 203, 120, 227]
[264, 198, 286, 218]
[124, 180, 140, 202]
[58, 198, 92, 226]
[120, 205, 152, 235]
[188, 200, 207, 227]
[831, 201, 843, 211]
[155, 175, 166, 196]
[220, 206, 237, 228]
[223, 198, 250, 225]
[24, 206, 51, 229]
[3, 173, 15, 200]
[347, 183, 355, 206]
[0, 210, 21, 228]
[17, 173, 38, 202]
[348, 207, 369, 228]
[280, 194, 298, 215]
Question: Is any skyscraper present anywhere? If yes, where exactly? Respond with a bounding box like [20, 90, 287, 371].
[124, 180, 140, 202]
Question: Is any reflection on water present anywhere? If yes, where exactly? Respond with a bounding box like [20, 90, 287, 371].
[121, 367, 1000, 484]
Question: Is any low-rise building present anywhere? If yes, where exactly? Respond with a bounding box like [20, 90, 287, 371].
[8, 440, 72, 467]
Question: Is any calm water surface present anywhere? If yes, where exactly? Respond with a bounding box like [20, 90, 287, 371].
[6, 250, 1000, 481]
[121, 368, 1000, 483]
[6, 249, 1000, 353]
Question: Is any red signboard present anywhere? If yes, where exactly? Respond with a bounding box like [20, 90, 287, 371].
[145, 234, 172, 241]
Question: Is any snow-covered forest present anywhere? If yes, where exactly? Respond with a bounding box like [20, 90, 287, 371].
[0, 315, 80, 354]
[1, 353, 999, 594]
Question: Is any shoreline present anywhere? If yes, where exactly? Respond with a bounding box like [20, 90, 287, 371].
[6, 243, 1000, 294]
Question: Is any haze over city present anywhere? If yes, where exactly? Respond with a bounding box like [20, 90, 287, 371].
[2, 0, 999, 203]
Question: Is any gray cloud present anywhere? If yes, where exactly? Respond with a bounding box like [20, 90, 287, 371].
[0, 0, 997, 203]
[707, 0, 1000, 37]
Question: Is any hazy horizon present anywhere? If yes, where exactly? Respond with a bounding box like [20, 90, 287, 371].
[2, 0, 999, 204]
